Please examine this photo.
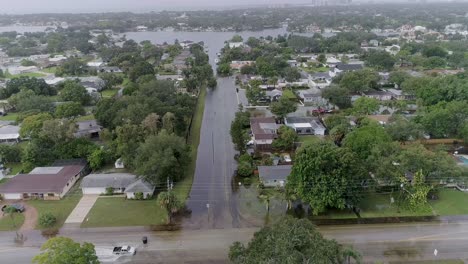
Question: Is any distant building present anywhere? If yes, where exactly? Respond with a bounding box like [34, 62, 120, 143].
[0, 125, 20, 144]
[228, 42, 244, 49]
[74, 120, 102, 139]
[284, 116, 326, 136]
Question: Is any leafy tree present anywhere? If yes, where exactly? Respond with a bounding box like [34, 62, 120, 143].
[282, 67, 301, 82]
[229, 217, 362, 264]
[317, 54, 327, 64]
[157, 191, 183, 224]
[240, 64, 256, 75]
[343, 122, 392, 160]
[38, 213, 57, 228]
[207, 77, 217, 89]
[8, 89, 54, 113]
[385, 116, 424, 142]
[245, 85, 265, 105]
[389, 71, 410, 87]
[32, 237, 99, 264]
[270, 97, 297, 120]
[55, 58, 88, 77]
[339, 69, 379, 93]
[20, 113, 53, 138]
[217, 63, 231, 76]
[230, 111, 250, 154]
[322, 85, 351, 109]
[99, 72, 123, 90]
[364, 50, 395, 71]
[129, 61, 155, 82]
[422, 45, 448, 58]
[272, 125, 297, 150]
[55, 102, 85, 119]
[2, 77, 55, 99]
[419, 101, 468, 138]
[230, 35, 243, 42]
[0, 144, 21, 163]
[287, 141, 366, 215]
[352, 97, 379, 115]
[399, 170, 432, 211]
[60, 81, 91, 105]
[141, 113, 160, 136]
[115, 124, 146, 167]
[134, 130, 190, 186]
[162, 112, 176, 134]
[88, 148, 111, 171]
[40, 119, 76, 145]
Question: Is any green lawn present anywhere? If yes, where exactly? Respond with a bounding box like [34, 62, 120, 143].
[298, 135, 323, 145]
[81, 197, 167, 227]
[0, 178, 8, 185]
[359, 193, 432, 218]
[5, 162, 23, 175]
[6, 72, 46, 78]
[0, 213, 25, 231]
[282, 89, 297, 100]
[27, 183, 83, 229]
[101, 89, 119, 98]
[75, 114, 95, 122]
[431, 188, 468, 215]
[41, 67, 57, 74]
[173, 87, 206, 201]
[0, 113, 19, 121]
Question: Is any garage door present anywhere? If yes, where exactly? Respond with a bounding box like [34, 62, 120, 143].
[82, 188, 105, 195]
[3, 193, 22, 200]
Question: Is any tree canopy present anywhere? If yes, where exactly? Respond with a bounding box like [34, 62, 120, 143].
[32, 237, 99, 264]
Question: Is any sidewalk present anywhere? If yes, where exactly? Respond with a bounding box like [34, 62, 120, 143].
[65, 195, 99, 224]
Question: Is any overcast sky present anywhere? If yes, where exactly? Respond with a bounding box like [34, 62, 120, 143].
[0, 0, 459, 14]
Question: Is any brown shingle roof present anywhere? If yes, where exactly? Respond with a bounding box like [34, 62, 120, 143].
[250, 117, 278, 140]
[0, 165, 85, 194]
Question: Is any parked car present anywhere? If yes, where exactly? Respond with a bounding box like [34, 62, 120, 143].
[246, 140, 254, 146]
[283, 154, 292, 163]
[112, 246, 136, 256]
[1, 204, 25, 213]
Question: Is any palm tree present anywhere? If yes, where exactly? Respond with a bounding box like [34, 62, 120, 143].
[157, 191, 182, 224]
[340, 246, 362, 264]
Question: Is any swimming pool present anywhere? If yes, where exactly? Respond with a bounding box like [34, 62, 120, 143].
[458, 156, 468, 165]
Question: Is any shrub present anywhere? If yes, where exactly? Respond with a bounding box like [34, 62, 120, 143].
[39, 212, 56, 228]
[134, 192, 144, 200]
[105, 187, 114, 196]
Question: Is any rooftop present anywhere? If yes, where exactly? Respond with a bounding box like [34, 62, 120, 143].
[250, 117, 278, 140]
[0, 165, 85, 194]
[81, 173, 137, 189]
[258, 165, 292, 181]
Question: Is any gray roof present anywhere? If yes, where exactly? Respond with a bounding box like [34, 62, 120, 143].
[125, 179, 155, 193]
[258, 165, 292, 181]
[336, 63, 363, 71]
[81, 173, 137, 189]
[285, 116, 319, 124]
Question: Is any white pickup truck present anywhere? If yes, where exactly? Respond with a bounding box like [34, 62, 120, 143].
[112, 246, 136, 256]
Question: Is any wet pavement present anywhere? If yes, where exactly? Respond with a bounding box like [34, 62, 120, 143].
[3, 221, 468, 263]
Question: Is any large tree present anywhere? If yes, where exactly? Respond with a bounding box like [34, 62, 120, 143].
[287, 141, 366, 215]
[270, 97, 297, 120]
[230, 110, 251, 154]
[55, 102, 85, 119]
[157, 191, 183, 224]
[339, 69, 379, 93]
[32, 237, 99, 264]
[343, 121, 392, 160]
[272, 125, 297, 150]
[322, 85, 351, 109]
[134, 130, 190, 186]
[59, 81, 91, 105]
[19, 113, 53, 138]
[364, 50, 395, 71]
[352, 97, 379, 115]
[2, 77, 55, 99]
[229, 217, 362, 264]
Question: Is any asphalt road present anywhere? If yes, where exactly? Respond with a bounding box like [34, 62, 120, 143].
[182, 76, 245, 229]
[3, 221, 468, 263]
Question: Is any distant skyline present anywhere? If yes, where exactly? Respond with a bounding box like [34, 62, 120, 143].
[0, 0, 464, 14]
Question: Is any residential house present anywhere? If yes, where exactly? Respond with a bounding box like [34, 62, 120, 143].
[0, 165, 87, 200]
[329, 63, 363, 77]
[250, 117, 279, 151]
[230, 61, 254, 70]
[0, 125, 20, 144]
[258, 165, 292, 188]
[81, 173, 155, 199]
[387, 89, 416, 100]
[284, 116, 326, 136]
[307, 72, 332, 89]
[74, 120, 102, 139]
[287, 60, 300, 67]
[180, 40, 194, 49]
[369, 39, 380, 47]
[228, 42, 244, 49]
[265, 89, 283, 102]
[298, 91, 327, 106]
[87, 60, 104, 67]
[367, 115, 392, 125]
[98, 66, 122, 73]
[364, 91, 393, 101]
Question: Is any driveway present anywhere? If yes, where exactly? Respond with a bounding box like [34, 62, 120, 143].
[65, 195, 99, 224]
[20, 203, 38, 231]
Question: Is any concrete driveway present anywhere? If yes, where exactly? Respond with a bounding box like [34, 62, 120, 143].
[65, 195, 99, 224]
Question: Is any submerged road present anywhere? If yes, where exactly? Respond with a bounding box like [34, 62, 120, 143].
[182, 76, 245, 229]
[3, 220, 468, 263]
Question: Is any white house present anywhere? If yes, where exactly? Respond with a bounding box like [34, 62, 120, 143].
[81, 173, 155, 199]
[228, 42, 244, 49]
[0, 125, 20, 144]
[364, 91, 393, 101]
[284, 116, 326, 136]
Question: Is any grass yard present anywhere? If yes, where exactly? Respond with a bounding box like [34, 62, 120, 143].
[81, 197, 167, 227]
[0, 113, 19, 121]
[101, 89, 119, 98]
[41, 67, 57, 74]
[6, 72, 46, 78]
[0, 213, 25, 231]
[431, 188, 468, 215]
[359, 193, 433, 218]
[27, 183, 83, 229]
[173, 87, 207, 201]
[75, 114, 95, 121]
[0, 178, 8, 185]
[282, 89, 297, 100]
[298, 135, 323, 145]
[5, 162, 23, 175]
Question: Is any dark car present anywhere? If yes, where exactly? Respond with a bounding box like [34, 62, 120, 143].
[1, 204, 25, 213]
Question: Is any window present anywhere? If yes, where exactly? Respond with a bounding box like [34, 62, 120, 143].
[48, 193, 55, 197]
